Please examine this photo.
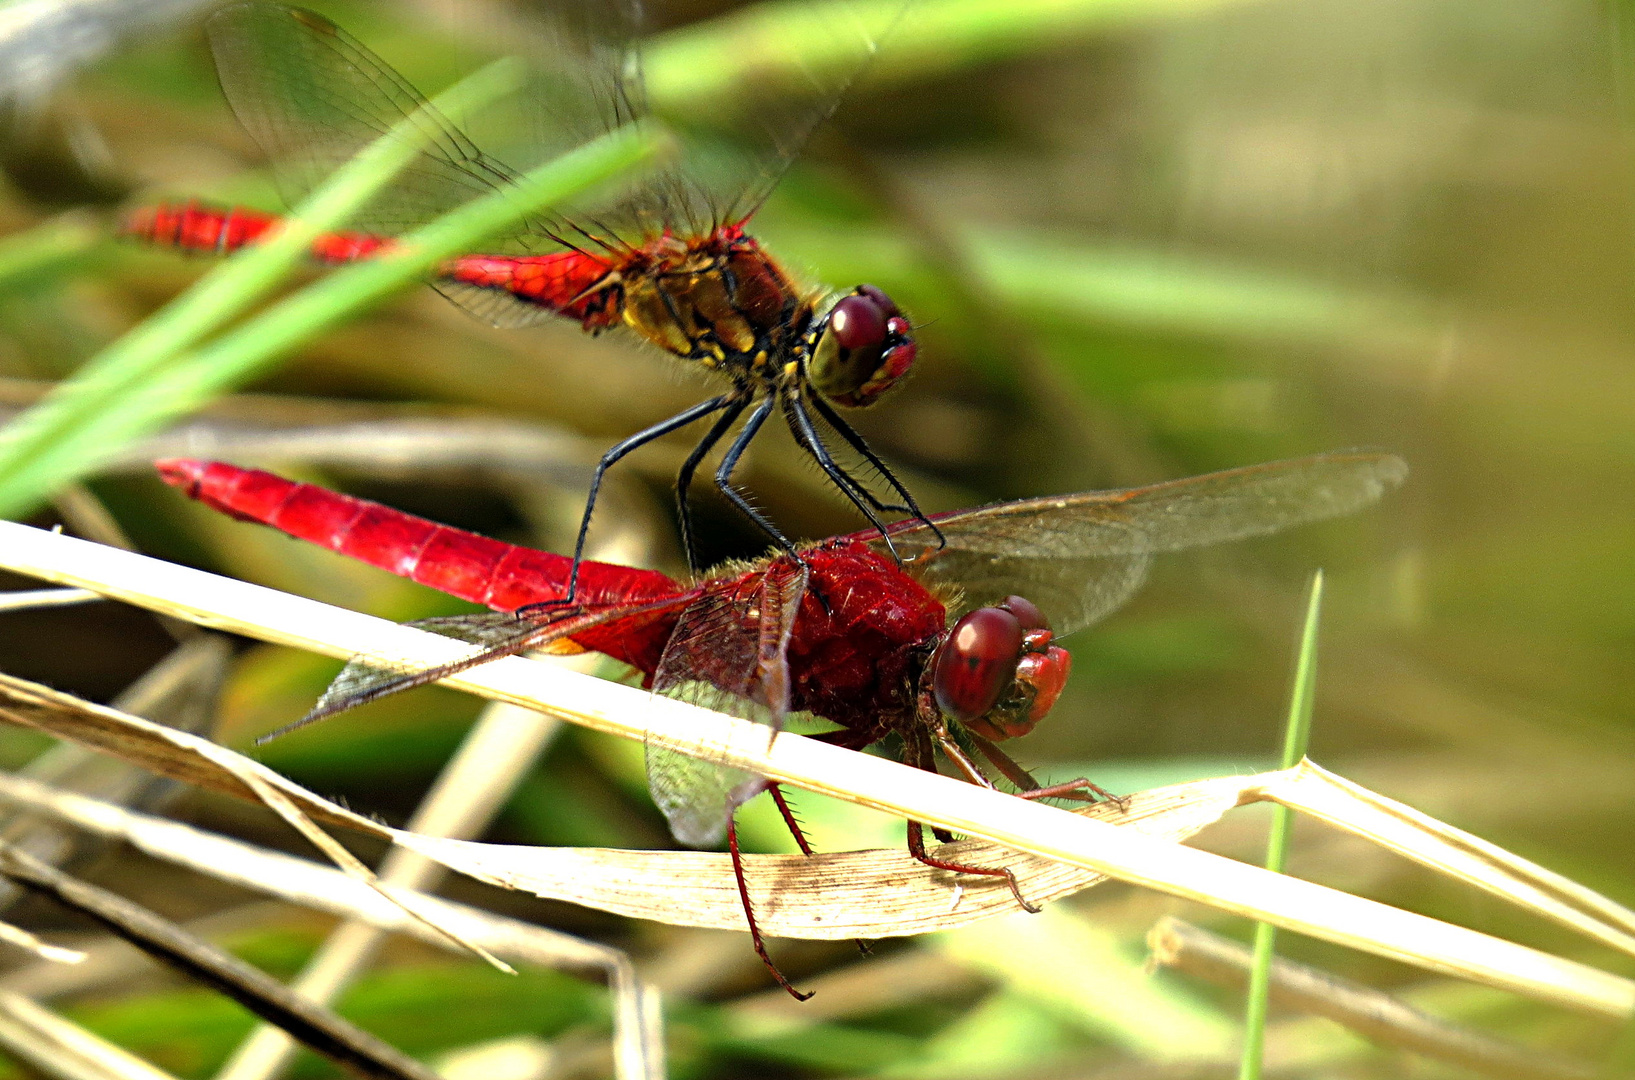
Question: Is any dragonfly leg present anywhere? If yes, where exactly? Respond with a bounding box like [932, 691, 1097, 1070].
[567, 394, 734, 600]
[714, 394, 798, 554]
[905, 818, 1037, 914]
[727, 813, 813, 1001]
[767, 782, 814, 856]
[807, 392, 945, 552]
[674, 394, 750, 573]
[903, 729, 1035, 909]
[968, 732, 1129, 810]
[783, 394, 903, 564]
[786, 393, 910, 515]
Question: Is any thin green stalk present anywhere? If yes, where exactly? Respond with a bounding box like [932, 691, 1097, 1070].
[1239, 569, 1324, 1080]
[644, 0, 1264, 109]
[0, 121, 666, 517]
[0, 58, 525, 514]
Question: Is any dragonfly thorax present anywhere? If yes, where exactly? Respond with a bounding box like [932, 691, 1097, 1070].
[619, 226, 818, 376]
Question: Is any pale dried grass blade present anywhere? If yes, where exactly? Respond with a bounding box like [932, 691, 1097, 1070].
[0, 587, 102, 612]
[0, 669, 1240, 934]
[388, 772, 1250, 936]
[1254, 761, 1635, 957]
[0, 523, 1632, 1019]
[0, 842, 442, 1080]
[1149, 917, 1598, 1080]
[0, 918, 85, 965]
[0, 988, 182, 1080]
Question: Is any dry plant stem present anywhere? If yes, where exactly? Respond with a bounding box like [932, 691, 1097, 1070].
[0, 587, 102, 612]
[2, 525, 1634, 1019]
[1150, 917, 1598, 1080]
[0, 842, 443, 1080]
[0, 989, 182, 1080]
[0, 636, 227, 914]
[213, 702, 579, 1080]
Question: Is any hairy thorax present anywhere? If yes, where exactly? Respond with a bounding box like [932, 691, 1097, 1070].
[782, 541, 948, 732]
[619, 226, 822, 378]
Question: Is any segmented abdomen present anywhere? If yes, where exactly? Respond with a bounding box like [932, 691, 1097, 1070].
[122, 201, 393, 263]
[156, 459, 682, 669]
[440, 252, 621, 330]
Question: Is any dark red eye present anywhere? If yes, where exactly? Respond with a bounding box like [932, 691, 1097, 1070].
[933, 607, 1024, 723]
[828, 294, 888, 351]
[1000, 595, 1049, 631]
[857, 283, 899, 318]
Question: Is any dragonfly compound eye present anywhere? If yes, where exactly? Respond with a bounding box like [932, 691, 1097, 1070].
[937, 602, 1072, 742]
[809, 286, 917, 407]
[933, 606, 1025, 726]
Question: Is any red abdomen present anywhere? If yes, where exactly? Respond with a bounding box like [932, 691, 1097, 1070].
[122, 201, 392, 263]
[440, 252, 621, 330]
[156, 459, 682, 670]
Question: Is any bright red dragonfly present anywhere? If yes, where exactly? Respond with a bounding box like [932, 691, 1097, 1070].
[127, 1, 932, 580]
[159, 451, 1404, 995]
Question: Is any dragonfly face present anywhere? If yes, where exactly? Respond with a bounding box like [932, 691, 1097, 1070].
[806, 284, 918, 407]
[930, 595, 1072, 742]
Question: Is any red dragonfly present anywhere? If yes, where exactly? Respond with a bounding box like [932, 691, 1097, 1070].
[126, 1, 933, 581]
[158, 451, 1405, 996]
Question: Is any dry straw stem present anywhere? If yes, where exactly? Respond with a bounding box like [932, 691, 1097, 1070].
[0, 769, 661, 1080]
[0, 842, 442, 1080]
[1149, 917, 1598, 1080]
[1, 522, 1633, 1019]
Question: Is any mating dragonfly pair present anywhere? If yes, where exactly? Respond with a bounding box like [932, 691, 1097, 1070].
[135, 3, 1407, 997]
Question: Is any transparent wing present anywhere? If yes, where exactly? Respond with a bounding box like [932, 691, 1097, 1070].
[298, 613, 541, 734]
[584, 0, 908, 242]
[208, 2, 527, 235]
[875, 452, 1407, 634]
[645, 559, 809, 848]
[284, 599, 682, 740]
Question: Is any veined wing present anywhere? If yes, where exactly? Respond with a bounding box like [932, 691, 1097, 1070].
[208, 2, 527, 236]
[872, 452, 1407, 635]
[646, 559, 809, 849]
[271, 598, 683, 742]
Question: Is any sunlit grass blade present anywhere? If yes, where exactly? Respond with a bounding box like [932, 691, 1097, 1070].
[645, 0, 1270, 108]
[0, 119, 667, 518]
[1240, 569, 1324, 1080]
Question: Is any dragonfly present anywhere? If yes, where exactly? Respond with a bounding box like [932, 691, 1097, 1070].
[124, 0, 935, 587]
[158, 450, 1405, 997]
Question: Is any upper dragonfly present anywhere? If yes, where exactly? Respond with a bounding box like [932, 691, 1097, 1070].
[125, 0, 931, 584]
[158, 450, 1406, 998]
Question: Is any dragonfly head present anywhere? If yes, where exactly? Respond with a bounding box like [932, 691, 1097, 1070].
[932, 596, 1072, 741]
[808, 285, 916, 407]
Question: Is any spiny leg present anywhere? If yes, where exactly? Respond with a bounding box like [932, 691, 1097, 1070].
[903, 730, 1036, 911]
[784, 394, 911, 516]
[727, 813, 812, 1000]
[807, 391, 945, 551]
[673, 394, 750, 573]
[714, 394, 797, 553]
[783, 394, 903, 564]
[564, 394, 734, 602]
[968, 732, 1128, 809]
[767, 782, 814, 857]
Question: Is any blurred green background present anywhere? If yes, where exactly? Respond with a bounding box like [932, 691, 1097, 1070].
[0, 0, 1630, 1075]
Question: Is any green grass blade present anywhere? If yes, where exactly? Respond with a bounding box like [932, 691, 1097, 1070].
[1239, 569, 1324, 1080]
[0, 120, 666, 518]
[644, 0, 1267, 108]
[0, 58, 526, 516]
